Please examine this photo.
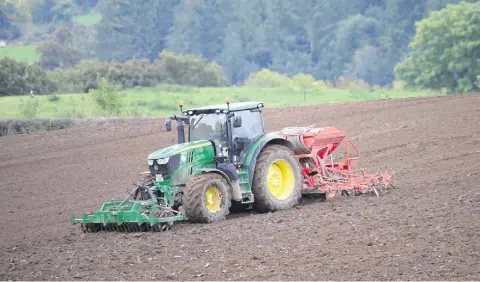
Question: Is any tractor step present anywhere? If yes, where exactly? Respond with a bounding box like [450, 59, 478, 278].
[240, 192, 254, 204]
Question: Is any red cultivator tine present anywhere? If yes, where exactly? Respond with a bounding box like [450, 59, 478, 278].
[377, 165, 396, 191]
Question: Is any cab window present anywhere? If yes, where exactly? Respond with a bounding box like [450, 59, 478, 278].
[232, 110, 264, 140]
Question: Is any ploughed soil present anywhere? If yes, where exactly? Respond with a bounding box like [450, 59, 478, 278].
[0, 94, 479, 280]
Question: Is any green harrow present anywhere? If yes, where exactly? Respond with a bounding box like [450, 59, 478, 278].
[72, 180, 184, 233]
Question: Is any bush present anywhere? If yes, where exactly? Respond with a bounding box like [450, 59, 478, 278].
[291, 73, 328, 92]
[90, 77, 123, 116]
[18, 95, 39, 119]
[335, 76, 370, 89]
[245, 69, 293, 88]
[50, 52, 229, 93]
[313, 80, 328, 89]
[0, 58, 57, 96]
[49, 59, 163, 93]
[246, 69, 330, 91]
[392, 80, 405, 91]
[47, 94, 60, 102]
[48, 60, 109, 93]
[157, 51, 229, 87]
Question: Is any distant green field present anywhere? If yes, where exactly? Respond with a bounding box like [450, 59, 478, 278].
[0, 45, 39, 63]
[0, 85, 443, 120]
[73, 14, 103, 25]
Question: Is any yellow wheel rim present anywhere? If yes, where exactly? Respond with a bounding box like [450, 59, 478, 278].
[266, 159, 295, 200]
[205, 186, 222, 213]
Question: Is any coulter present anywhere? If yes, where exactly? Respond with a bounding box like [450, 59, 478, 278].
[72, 100, 395, 232]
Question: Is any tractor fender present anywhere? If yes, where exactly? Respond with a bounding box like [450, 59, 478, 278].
[246, 135, 295, 186]
[194, 168, 233, 185]
[194, 167, 242, 201]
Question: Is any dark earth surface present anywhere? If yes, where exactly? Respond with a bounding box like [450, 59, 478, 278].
[0, 94, 479, 280]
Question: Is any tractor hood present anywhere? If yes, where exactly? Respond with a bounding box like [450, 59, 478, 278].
[147, 140, 212, 160]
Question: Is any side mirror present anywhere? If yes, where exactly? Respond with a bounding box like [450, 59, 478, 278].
[233, 116, 242, 128]
[165, 118, 172, 131]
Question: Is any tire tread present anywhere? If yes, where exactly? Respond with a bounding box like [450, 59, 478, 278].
[251, 144, 302, 213]
[182, 173, 231, 223]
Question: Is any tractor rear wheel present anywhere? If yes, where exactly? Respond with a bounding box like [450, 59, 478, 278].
[251, 144, 302, 213]
[182, 173, 232, 223]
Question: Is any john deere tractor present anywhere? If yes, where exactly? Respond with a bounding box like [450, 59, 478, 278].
[72, 101, 303, 232]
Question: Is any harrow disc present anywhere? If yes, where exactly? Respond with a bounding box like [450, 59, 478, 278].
[81, 222, 173, 233]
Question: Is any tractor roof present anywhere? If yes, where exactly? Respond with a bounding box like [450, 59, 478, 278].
[183, 101, 264, 115]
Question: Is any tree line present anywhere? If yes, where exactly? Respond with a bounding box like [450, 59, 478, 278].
[1, 0, 479, 95]
[93, 0, 479, 90]
[0, 51, 228, 96]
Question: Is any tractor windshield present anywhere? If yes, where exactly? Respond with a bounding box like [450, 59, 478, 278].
[189, 113, 226, 144]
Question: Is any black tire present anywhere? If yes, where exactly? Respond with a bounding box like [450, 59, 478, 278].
[182, 173, 232, 223]
[251, 144, 302, 213]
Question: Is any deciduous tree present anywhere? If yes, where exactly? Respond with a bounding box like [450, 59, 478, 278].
[395, 1, 480, 93]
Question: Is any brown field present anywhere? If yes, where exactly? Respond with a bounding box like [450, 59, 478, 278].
[0, 94, 479, 280]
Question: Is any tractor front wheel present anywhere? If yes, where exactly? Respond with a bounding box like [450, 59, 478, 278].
[251, 145, 302, 213]
[182, 173, 232, 223]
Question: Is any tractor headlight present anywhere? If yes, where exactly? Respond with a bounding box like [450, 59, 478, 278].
[156, 158, 169, 165]
[148, 159, 154, 166]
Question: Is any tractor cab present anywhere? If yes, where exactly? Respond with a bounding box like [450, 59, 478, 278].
[165, 100, 266, 165]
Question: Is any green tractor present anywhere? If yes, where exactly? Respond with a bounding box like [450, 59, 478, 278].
[72, 100, 304, 232]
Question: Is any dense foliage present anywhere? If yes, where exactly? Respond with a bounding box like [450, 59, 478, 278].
[395, 1, 480, 93]
[36, 26, 84, 70]
[1, 0, 479, 95]
[0, 0, 21, 40]
[5, 0, 74, 24]
[0, 58, 57, 96]
[92, 0, 475, 86]
[95, 0, 178, 62]
[245, 69, 329, 90]
[48, 51, 228, 93]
